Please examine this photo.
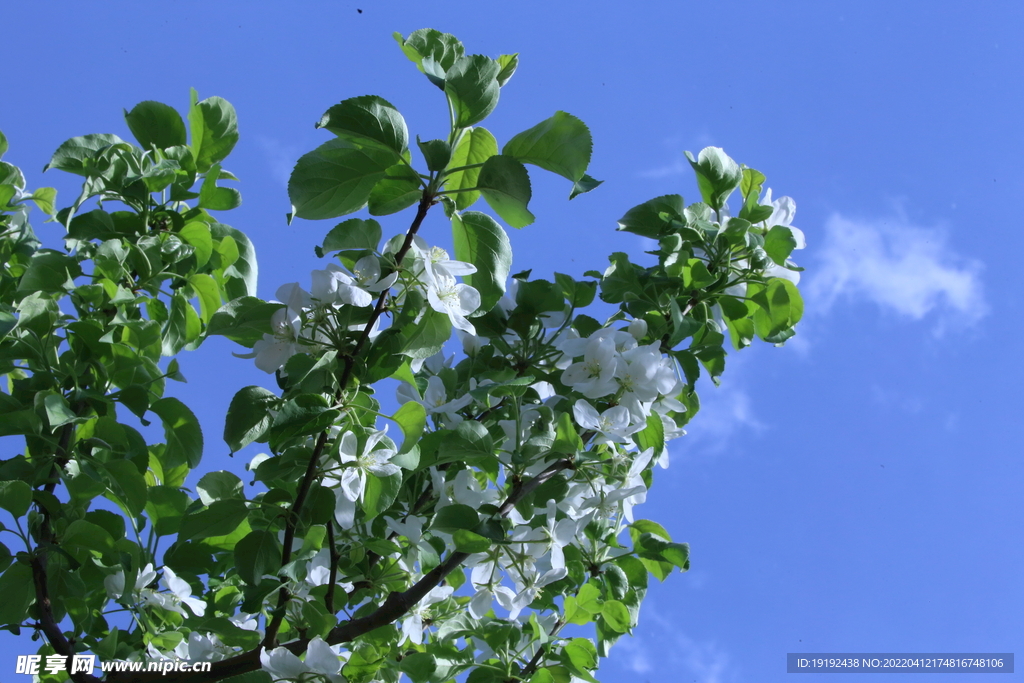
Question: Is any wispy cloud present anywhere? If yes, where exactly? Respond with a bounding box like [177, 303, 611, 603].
[610, 606, 737, 683]
[808, 213, 987, 334]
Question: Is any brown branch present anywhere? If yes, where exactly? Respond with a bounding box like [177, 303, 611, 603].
[107, 457, 575, 683]
[30, 555, 103, 683]
[263, 193, 435, 647]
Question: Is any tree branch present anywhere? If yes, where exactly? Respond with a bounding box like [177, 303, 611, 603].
[107, 457, 575, 683]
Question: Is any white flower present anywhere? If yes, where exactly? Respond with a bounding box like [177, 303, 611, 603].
[572, 400, 644, 446]
[421, 375, 473, 427]
[426, 273, 481, 334]
[400, 586, 453, 645]
[260, 637, 346, 683]
[330, 430, 399, 528]
[238, 283, 310, 373]
[561, 335, 620, 398]
[411, 237, 476, 282]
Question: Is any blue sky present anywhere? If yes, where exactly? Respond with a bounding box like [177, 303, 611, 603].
[2, 2, 1022, 681]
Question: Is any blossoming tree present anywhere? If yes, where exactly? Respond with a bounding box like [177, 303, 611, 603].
[0, 29, 805, 683]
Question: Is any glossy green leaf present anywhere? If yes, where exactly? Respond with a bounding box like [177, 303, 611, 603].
[496, 53, 519, 86]
[395, 29, 465, 83]
[445, 126, 497, 210]
[150, 397, 204, 469]
[208, 297, 280, 348]
[17, 250, 81, 294]
[436, 421, 494, 464]
[452, 211, 512, 312]
[288, 138, 396, 220]
[180, 221, 213, 268]
[445, 55, 501, 127]
[197, 471, 243, 505]
[453, 529, 491, 553]
[477, 155, 534, 228]
[319, 218, 382, 255]
[431, 504, 480, 533]
[616, 194, 684, 238]
[363, 472, 401, 519]
[224, 385, 276, 452]
[234, 530, 281, 586]
[753, 277, 803, 340]
[145, 486, 189, 536]
[634, 412, 665, 457]
[42, 392, 77, 428]
[368, 164, 422, 215]
[401, 308, 451, 359]
[392, 401, 426, 456]
[211, 222, 258, 298]
[601, 600, 631, 633]
[686, 146, 742, 211]
[27, 187, 57, 215]
[44, 133, 126, 175]
[124, 100, 187, 150]
[764, 225, 798, 265]
[740, 167, 765, 208]
[316, 95, 409, 156]
[417, 137, 451, 172]
[189, 89, 239, 173]
[503, 111, 592, 183]
[199, 163, 242, 211]
[163, 291, 202, 356]
[62, 519, 115, 561]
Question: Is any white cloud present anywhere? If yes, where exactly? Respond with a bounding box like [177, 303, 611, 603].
[808, 214, 987, 333]
[612, 606, 736, 683]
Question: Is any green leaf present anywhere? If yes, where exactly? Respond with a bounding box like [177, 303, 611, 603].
[288, 138, 396, 220]
[234, 530, 281, 586]
[0, 130, 7, 158]
[753, 278, 803, 340]
[395, 29, 466, 84]
[270, 394, 339, 445]
[562, 638, 599, 682]
[27, 187, 57, 215]
[145, 486, 189, 536]
[416, 137, 451, 173]
[601, 600, 631, 633]
[316, 95, 409, 156]
[503, 111, 592, 183]
[103, 460, 148, 517]
[197, 471, 243, 505]
[634, 412, 665, 457]
[199, 163, 242, 211]
[0, 562, 35, 625]
[477, 155, 534, 228]
[554, 272, 597, 308]
[368, 164, 422, 216]
[398, 653, 437, 683]
[189, 90, 239, 173]
[163, 291, 202, 356]
[208, 297, 280, 348]
[496, 53, 519, 86]
[445, 126, 497, 210]
[682, 259, 716, 290]
[453, 529, 491, 553]
[188, 273, 221, 324]
[179, 499, 248, 542]
[62, 519, 115, 561]
[740, 167, 765, 209]
[0, 481, 32, 517]
[210, 222, 259, 298]
[431, 504, 480, 533]
[42, 392, 77, 428]
[764, 225, 798, 265]
[150, 397, 204, 469]
[436, 421, 495, 465]
[401, 308, 451, 359]
[319, 218, 382, 255]
[452, 211, 512, 313]
[392, 401, 426, 455]
[362, 473, 401, 519]
[17, 250, 82, 294]
[44, 133, 126, 175]
[569, 173, 603, 199]
[224, 386, 276, 452]
[445, 55, 501, 127]
[180, 221, 213, 268]
[616, 194, 684, 239]
[686, 146, 742, 211]
[124, 100, 187, 150]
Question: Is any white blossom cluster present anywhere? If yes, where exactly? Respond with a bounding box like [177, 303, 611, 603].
[239, 238, 481, 373]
